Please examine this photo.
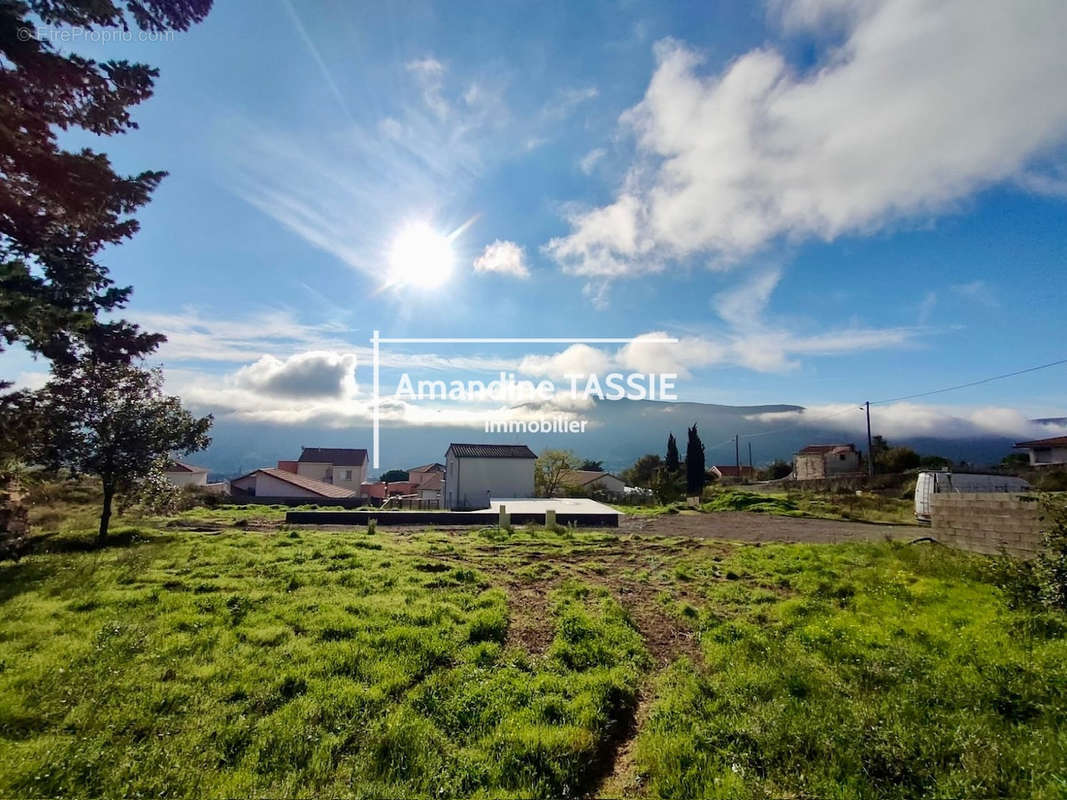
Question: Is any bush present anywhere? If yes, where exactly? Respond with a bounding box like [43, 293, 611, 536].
[0, 477, 29, 562]
[990, 495, 1067, 612]
[758, 459, 793, 480]
[1033, 469, 1067, 492]
[1035, 496, 1067, 610]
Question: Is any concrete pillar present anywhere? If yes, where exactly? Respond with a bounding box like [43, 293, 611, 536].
[546, 509, 556, 529]
[498, 504, 509, 528]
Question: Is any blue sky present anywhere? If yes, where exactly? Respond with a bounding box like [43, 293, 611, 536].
[8, 0, 1067, 459]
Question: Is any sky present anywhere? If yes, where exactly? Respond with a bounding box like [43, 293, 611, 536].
[7, 0, 1067, 468]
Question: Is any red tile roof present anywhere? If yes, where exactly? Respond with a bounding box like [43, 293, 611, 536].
[166, 460, 207, 473]
[798, 444, 856, 455]
[562, 469, 622, 486]
[1015, 435, 1067, 448]
[408, 462, 445, 473]
[238, 468, 356, 498]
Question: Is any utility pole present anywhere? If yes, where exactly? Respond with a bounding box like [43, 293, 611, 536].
[748, 442, 753, 472]
[865, 401, 875, 478]
[735, 434, 740, 474]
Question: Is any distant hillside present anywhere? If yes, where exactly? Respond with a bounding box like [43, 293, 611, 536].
[194, 398, 1036, 478]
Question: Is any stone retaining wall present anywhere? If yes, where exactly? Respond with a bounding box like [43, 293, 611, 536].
[929, 493, 1043, 558]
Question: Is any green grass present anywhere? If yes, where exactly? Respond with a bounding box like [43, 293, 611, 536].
[619, 488, 918, 525]
[0, 525, 646, 798]
[1, 501, 1064, 798]
[634, 543, 1067, 799]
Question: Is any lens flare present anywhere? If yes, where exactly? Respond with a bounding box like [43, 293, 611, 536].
[386, 222, 454, 288]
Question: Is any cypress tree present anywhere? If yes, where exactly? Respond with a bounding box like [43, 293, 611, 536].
[685, 424, 705, 497]
[665, 433, 681, 473]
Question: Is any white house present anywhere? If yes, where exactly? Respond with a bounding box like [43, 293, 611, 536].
[1014, 435, 1067, 466]
[560, 469, 626, 497]
[293, 447, 368, 491]
[230, 468, 356, 499]
[444, 443, 537, 510]
[794, 444, 862, 480]
[164, 461, 209, 488]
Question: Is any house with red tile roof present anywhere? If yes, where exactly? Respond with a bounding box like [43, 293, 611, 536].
[230, 468, 357, 499]
[1013, 435, 1067, 466]
[794, 443, 862, 480]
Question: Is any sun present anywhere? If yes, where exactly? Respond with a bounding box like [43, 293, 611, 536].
[386, 222, 454, 288]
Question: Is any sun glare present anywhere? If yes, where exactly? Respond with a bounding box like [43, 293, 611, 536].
[387, 222, 454, 288]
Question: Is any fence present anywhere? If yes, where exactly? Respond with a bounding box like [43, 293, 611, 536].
[929, 493, 1043, 558]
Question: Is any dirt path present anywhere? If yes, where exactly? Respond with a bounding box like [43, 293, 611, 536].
[623, 511, 919, 544]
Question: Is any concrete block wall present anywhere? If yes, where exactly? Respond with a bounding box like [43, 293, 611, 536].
[929, 493, 1043, 558]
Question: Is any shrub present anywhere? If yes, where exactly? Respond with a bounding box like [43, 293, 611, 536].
[1035, 496, 1067, 610]
[990, 495, 1067, 612]
[1033, 469, 1067, 492]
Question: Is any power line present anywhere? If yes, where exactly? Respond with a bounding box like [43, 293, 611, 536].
[693, 356, 1067, 456]
[869, 357, 1067, 405]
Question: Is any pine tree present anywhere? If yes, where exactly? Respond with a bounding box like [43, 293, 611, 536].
[665, 433, 681, 473]
[1, 0, 212, 364]
[685, 424, 706, 498]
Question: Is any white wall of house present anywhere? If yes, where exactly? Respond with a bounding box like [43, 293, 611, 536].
[165, 470, 208, 488]
[795, 450, 860, 480]
[231, 471, 324, 498]
[826, 450, 860, 475]
[296, 461, 330, 482]
[445, 455, 535, 509]
[330, 463, 367, 490]
[296, 461, 367, 490]
[794, 453, 824, 480]
[1028, 446, 1067, 465]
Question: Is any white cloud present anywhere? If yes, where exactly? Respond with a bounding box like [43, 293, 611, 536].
[748, 402, 1067, 441]
[518, 344, 614, 379]
[951, 280, 1000, 308]
[135, 308, 528, 375]
[1017, 162, 1067, 197]
[473, 240, 530, 278]
[579, 147, 607, 174]
[221, 58, 512, 282]
[712, 268, 783, 329]
[233, 351, 358, 399]
[136, 309, 353, 363]
[617, 332, 725, 377]
[406, 57, 449, 118]
[917, 291, 937, 324]
[548, 0, 1067, 278]
[546, 193, 656, 277]
[165, 356, 593, 429]
[542, 86, 599, 120]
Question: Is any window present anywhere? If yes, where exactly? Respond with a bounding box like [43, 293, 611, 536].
[343, 469, 353, 481]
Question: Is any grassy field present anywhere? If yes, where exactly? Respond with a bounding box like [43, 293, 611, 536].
[1, 503, 1064, 798]
[618, 487, 918, 525]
